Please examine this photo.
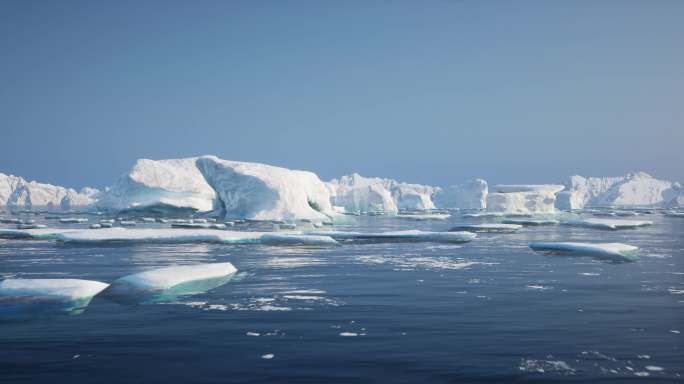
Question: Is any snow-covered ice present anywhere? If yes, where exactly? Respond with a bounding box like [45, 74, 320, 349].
[501, 218, 559, 226]
[105, 262, 237, 301]
[0, 172, 98, 210]
[55, 228, 338, 245]
[529, 242, 639, 261]
[561, 218, 653, 230]
[449, 223, 522, 233]
[307, 230, 476, 243]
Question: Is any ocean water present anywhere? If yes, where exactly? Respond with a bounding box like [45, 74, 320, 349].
[1, 213, 682, 383]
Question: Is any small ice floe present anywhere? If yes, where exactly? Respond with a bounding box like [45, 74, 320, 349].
[339, 332, 358, 337]
[273, 223, 297, 230]
[59, 218, 88, 223]
[664, 212, 684, 218]
[0, 228, 77, 239]
[395, 213, 451, 221]
[155, 218, 168, 223]
[578, 272, 601, 276]
[529, 242, 639, 262]
[103, 262, 237, 303]
[17, 223, 47, 230]
[526, 284, 553, 290]
[645, 366, 664, 372]
[501, 219, 559, 226]
[0, 218, 22, 224]
[119, 221, 136, 226]
[462, 212, 505, 218]
[141, 218, 156, 223]
[246, 331, 260, 336]
[307, 230, 476, 243]
[670, 330, 680, 334]
[561, 218, 652, 230]
[100, 222, 113, 228]
[0, 278, 109, 319]
[261, 354, 274, 360]
[449, 223, 522, 233]
[89, 224, 102, 229]
[171, 222, 227, 230]
[99, 219, 115, 224]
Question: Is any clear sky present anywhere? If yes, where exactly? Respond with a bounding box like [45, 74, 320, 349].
[1, 0, 682, 189]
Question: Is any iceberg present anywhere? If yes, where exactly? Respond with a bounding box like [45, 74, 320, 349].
[307, 229, 476, 243]
[54, 228, 338, 245]
[501, 218, 559, 226]
[103, 262, 237, 302]
[486, 184, 563, 214]
[529, 242, 639, 262]
[0, 172, 99, 210]
[561, 218, 653, 230]
[196, 156, 337, 221]
[0, 278, 109, 318]
[448, 223, 522, 233]
[432, 179, 488, 210]
[97, 157, 217, 214]
[556, 172, 681, 209]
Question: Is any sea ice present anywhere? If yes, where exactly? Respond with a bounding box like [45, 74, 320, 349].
[307, 230, 476, 243]
[529, 242, 639, 262]
[501, 219, 559, 226]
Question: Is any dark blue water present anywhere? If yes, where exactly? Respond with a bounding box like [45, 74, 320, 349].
[1, 214, 682, 383]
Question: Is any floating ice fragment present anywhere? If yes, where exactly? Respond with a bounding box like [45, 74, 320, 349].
[261, 354, 274, 359]
[59, 217, 88, 223]
[308, 230, 476, 243]
[561, 218, 652, 230]
[449, 223, 522, 233]
[501, 219, 559, 226]
[529, 242, 639, 262]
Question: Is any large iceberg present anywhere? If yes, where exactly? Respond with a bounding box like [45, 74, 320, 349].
[486, 184, 563, 214]
[432, 179, 488, 210]
[0, 172, 98, 210]
[104, 262, 237, 302]
[529, 242, 639, 262]
[0, 278, 109, 318]
[97, 157, 217, 214]
[555, 172, 681, 209]
[196, 156, 337, 221]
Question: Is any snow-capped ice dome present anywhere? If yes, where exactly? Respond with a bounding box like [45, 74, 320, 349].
[196, 155, 337, 221]
[97, 157, 217, 213]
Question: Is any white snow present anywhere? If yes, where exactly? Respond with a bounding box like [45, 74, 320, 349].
[98, 157, 217, 213]
[0, 279, 109, 302]
[433, 179, 488, 210]
[196, 155, 337, 221]
[307, 229, 476, 243]
[54, 228, 338, 245]
[561, 218, 653, 230]
[0, 172, 98, 209]
[529, 242, 639, 261]
[108, 262, 237, 293]
[449, 223, 522, 233]
[556, 172, 681, 209]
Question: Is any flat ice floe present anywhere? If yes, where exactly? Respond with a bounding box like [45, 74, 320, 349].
[448, 223, 522, 233]
[307, 230, 476, 243]
[501, 218, 559, 226]
[54, 228, 338, 245]
[0, 278, 109, 318]
[104, 262, 237, 302]
[394, 213, 451, 220]
[529, 242, 639, 262]
[462, 212, 505, 218]
[561, 218, 653, 230]
[0, 228, 78, 239]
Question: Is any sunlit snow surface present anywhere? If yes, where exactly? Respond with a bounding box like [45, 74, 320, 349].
[0, 212, 682, 383]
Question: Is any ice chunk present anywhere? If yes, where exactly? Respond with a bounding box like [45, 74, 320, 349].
[307, 230, 476, 243]
[501, 218, 559, 226]
[55, 228, 338, 245]
[561, 218, 653, 230]
[196, 156, 337, 221]
[59, 217, 88, 223]
[433, 179, 488, 210]
[104, 262, 237, 302]
[0, 278, 109, 318]
[462, 212, 504, 218]
[17, 223, 47, 229]
[449, 223, 522, 233]
[529, 242, 639, 261]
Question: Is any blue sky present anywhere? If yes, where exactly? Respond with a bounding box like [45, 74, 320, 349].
[1, 1, 682, 189]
